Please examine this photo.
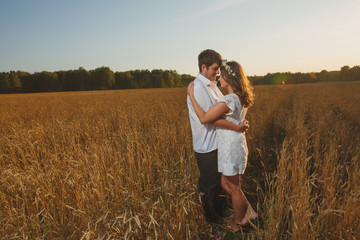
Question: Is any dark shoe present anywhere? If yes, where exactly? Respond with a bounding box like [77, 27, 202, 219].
[207, 215, 222, 224]
[205, 209, 222, 224]
[220, 209, 235, 219]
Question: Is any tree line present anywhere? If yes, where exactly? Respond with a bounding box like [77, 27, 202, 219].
[250, 65, 360, 85]
[0, 67, 194, 93]
[0, 65, 359, 93]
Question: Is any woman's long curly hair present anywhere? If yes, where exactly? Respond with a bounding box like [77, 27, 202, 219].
[220, 61, 254, 108]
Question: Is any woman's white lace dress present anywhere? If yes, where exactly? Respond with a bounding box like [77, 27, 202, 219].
[217, 93, 248, 176]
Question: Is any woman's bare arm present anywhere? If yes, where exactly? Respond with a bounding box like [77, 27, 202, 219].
[188, 82, 230, 124]
[187, 81, 249, 132]
[213, 118, 249, 132]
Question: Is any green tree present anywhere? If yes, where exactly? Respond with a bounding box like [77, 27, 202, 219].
[17, 71, 30, 92]
[180, 74, 195, 86]
[130, 70, 152, 88]
[163, 70, 174, 88]
[114, 71, 133, 89]
[75, 67, 91, 91]
[348, 65, 360, 82]
[91, 67, 115, 90]
[172, 71, 182, 87]
[37, 71, 60, 92]
[138, 70, 152, 88]
[327, 71, 339, 82]
[63, 70, 76, 91]
[9, 71, 22, 92]
[0, 73, 10, 93]
[340, 65, 350, 81]
[151, 69, 165, 88]
[317, 70, 328, 82]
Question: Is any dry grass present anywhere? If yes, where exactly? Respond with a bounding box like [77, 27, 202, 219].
[0, 83, 359, 239]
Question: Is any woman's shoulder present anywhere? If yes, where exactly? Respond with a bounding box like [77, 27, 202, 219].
[220, 93, 238, 102]
[218, 94, 238, 111]
[220, 93, 244, 108]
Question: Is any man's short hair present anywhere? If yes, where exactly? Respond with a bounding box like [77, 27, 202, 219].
[198, 49, 222, 72]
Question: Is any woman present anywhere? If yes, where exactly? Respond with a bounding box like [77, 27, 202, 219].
[187, 60, 258, 233]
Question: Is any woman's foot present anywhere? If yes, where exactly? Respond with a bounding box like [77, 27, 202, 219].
[226, 221, 244, 233]
[239, 206, 258, 227]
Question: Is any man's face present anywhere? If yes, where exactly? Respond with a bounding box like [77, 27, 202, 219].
[201, 63, 220, 82]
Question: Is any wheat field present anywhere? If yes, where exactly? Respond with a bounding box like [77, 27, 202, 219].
[0, 82, 359, 239]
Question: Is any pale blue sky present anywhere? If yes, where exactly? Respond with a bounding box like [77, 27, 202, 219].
[1, 0, 359, 76]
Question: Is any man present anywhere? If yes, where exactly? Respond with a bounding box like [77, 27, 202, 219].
[187, 49, 248, 236]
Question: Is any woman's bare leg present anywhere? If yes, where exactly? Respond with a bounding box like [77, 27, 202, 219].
[223, 174, 247, 232]
[222, 174, 258, 227]
[221, 174, 232, 194]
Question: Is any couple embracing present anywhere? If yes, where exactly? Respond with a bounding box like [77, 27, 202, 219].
[187, 49, 258, 238]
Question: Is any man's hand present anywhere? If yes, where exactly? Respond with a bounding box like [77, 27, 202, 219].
[235, 119, 249, 132]
[187, 81, 194, 97]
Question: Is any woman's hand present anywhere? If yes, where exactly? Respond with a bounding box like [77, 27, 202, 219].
[237, 119, 250, 132]
[187, 81, 194, 97]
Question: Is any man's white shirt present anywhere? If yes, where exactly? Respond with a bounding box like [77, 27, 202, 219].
[187, 73, 224, 153]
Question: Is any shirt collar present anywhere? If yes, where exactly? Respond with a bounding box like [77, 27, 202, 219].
[197, 73, 217, 87]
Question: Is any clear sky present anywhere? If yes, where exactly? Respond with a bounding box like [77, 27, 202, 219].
[1, 0, 359, 76]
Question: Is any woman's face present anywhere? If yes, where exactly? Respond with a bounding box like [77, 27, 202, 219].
[219, 74, 229, 88]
